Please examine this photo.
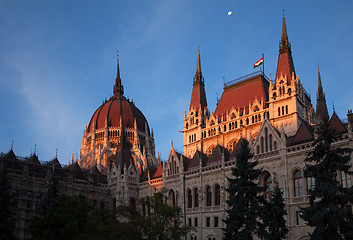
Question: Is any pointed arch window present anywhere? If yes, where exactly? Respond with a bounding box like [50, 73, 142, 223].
[306, 177, 315, 193]
[269, 134, 273, 151]
[260, 137, 264, 153]
[187, 188, 192, 208]
[341, 170, 352, 188]
[169, 189, 176, 207]
[206, 186, 212, 206]
[286, 105, 288, 114]
[194, 188, 199, 207]
[214, 184, 220, 206]
[264, 174, 273, 200]
[294, 171, 303, 197]
[265, 127, 268, 152]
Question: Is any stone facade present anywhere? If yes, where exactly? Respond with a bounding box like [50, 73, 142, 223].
[2, 13, 353, 240]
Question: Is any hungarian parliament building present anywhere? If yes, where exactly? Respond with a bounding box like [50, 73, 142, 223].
[1, 14, 352, 240]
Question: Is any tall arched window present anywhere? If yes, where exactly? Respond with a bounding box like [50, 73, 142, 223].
[285, 105, 288, 114]
[265, 128, 268, 152]
[282, 106, 284, 115]
[187, 188, 192, 208]
[269, 134, 273, 151]
[278, 107, 281, 116]
[261, 137, 264, 153]
[194, 188, 199, 207]
[294, 171, 303, 197]
[206, 186, 212, 206]
[169, 189, 176, 206]
[214, 184, 220, 206]
[264, 174, 273, 200]
[306, 177, 315, 193]
[341, 170, 352, 188]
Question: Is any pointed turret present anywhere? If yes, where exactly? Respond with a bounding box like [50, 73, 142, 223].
[113, 52, 124, 98]
[275, 11, 296, 84]
[316, 66, 329, 123]
[189, 48, 208, 113]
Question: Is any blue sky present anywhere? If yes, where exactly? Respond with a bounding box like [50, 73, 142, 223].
[1, 0, 353, 165]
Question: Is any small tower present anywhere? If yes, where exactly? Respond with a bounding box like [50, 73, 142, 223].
[183, 48, 209, 157]
[316, 66, 329, 123]
[268, 11, 313, 136]
[275, 10, 296, 83]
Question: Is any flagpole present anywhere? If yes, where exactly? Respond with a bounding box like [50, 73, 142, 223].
[262, 53, 264, 75]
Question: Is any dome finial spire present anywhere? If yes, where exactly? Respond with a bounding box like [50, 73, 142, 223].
[114, 50, 124, 98]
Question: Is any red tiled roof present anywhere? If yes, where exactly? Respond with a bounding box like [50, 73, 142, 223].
[330, 112, 346, 134]
[275, 50, 296, 84]
[88, 96, 149, 134]
[290, 122, 314, 146]
[114, 141, 134, 173]
[153, 162, 163, 178]
[214, 74, 269, 117]
[189, 82, 207, 112]
[206, 145, 230, 166]
[231, 138, 246, 157]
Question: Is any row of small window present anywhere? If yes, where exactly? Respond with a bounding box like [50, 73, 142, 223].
[202, 113, 269, 139]
[278, 105, 289, 116]
[256, 127, 278, 154]
[186, 184, 221, 208]
[10, 190, 41, 209]
[189, 134, 197, 143]
[187, 216, 219, 228]
[272, 86, 292, 100]
[264, 170, 352, 199]
[167, 156, 179, 176]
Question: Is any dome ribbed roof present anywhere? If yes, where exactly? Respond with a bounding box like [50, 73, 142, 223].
[87, 56, 150, 135]
[87, 96, 149, 134]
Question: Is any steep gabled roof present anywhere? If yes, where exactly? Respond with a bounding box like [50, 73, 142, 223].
[48, 158, 62, 168]
[206, 145, 229, 166]
[215, 74, 269, 117]
[186, 150, 208, 170]
[140, 165, 157, 182]
[189, 49, 208, 113]
[68, 162, 86, 180]
[275, 12, 296, 84]
[231, 138, 246, 157]
[153, 162, 163, 178]
[290, 122, 314, 146]
[330, 112, 347, 134]
[5, 149, 18, 161]
[26, 154, 40, 164]
[114, 141, 134, 173]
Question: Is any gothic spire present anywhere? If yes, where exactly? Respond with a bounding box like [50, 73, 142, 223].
[275, 11, 296, 83]
[316, 65, 329, 123]
[194, 47, 203, 85]
[113, 51, 124, 98]
[281, 10, 289, 46]
[189, 48, 208, 113]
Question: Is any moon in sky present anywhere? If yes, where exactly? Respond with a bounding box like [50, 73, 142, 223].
[228, 11, 232, 16]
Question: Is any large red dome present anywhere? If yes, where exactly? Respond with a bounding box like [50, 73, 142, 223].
[87, 96, 149, 135]
[87, 96, 150, 134]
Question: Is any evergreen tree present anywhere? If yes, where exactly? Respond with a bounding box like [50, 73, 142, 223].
[30, 194, 126, 240]
[39, 176, 59, 215]
[301, 119, 353, 240]
[0, 169, 16, 240]
[223, 139, 266, 240]
[262, 183, 288, 240]
[139, 190, 191, 240]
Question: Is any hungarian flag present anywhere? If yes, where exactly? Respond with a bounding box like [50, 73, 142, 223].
[253, 57, 263, 68]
